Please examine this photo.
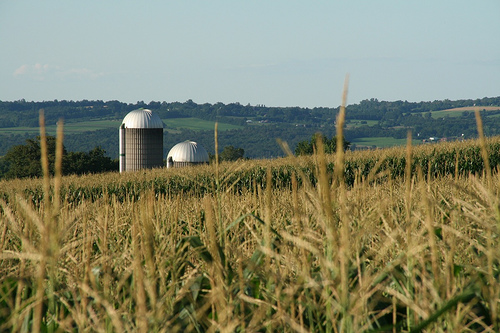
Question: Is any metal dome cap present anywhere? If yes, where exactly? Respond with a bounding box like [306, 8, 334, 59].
[121, 108, 164, 129]
[167, 141, 209, 163]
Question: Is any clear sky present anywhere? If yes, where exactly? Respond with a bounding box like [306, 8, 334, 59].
[1, 1, 499, 107]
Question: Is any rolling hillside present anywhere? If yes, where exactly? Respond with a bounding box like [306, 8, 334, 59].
[0, 97, 499, 160]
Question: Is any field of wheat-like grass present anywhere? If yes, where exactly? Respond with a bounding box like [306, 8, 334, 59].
[3, 108, 500, 331]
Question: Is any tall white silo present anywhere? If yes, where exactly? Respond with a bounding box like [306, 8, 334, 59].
[167, 140, 209, 168]
[119, 108, 164, 172]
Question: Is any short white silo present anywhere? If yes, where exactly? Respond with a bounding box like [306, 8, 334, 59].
[167, 140, 209, 168]
[119, 108, 164, 172]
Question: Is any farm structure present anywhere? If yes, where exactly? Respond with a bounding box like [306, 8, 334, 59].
[167, 140, 209, 168]
[119, 108, 164, 172]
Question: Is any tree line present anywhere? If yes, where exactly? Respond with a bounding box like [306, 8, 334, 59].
[0, 136, 117, 179]
[0, 131, 348, 180]
[0, 135, 251, 180]
[2, 96, 499, 128]
[1, 96, 500, 164]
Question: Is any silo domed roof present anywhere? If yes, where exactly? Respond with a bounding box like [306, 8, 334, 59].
[167, 141, 209, 163]
[122, 108, 164, 129]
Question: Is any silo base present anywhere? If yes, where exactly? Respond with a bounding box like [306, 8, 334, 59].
[125, 128, 163, 171]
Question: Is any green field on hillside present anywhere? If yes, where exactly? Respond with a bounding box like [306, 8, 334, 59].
[430, 106, 500, 119]
[430, 110, 466, 118]
[350, 136, 410, 147]
[0, 119, 121, 135]
[346, 119, 378, 128]
[0, 117, 242, 136]
[163, 118, 242, 131]
[0, 119, 121, 136]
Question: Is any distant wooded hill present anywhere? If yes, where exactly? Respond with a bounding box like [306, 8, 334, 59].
[1, 96, 499, 159]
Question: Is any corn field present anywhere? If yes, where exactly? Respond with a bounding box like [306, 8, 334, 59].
[3, 137, 500, 207]
[2, 123, 500, 331]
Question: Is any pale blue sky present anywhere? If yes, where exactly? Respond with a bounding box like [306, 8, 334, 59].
[1, 1, 499, 107]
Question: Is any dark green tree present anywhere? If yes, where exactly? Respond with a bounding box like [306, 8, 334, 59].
[294, 139, 314, 156]
[3, 136, 117, 179]
[64, 146, 117, 175]
[3, 136, 60, 179]
[219, 145, 245, 161]
[294, 133, 350, 156]
[0, 156, 11, 179]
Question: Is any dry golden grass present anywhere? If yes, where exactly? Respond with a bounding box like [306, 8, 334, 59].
[1, 153, 500, 332]
[2, 108, 500, 332]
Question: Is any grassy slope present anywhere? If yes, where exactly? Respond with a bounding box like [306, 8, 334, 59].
[430, 106, 500, 118]
[0, 117, 242, 135]
[350, 136, 409, 147]
[345, 119, 379, 128]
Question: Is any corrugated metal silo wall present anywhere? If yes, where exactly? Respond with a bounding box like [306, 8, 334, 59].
[125, 128, 163, 171]
[173, 162, 208, 168]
